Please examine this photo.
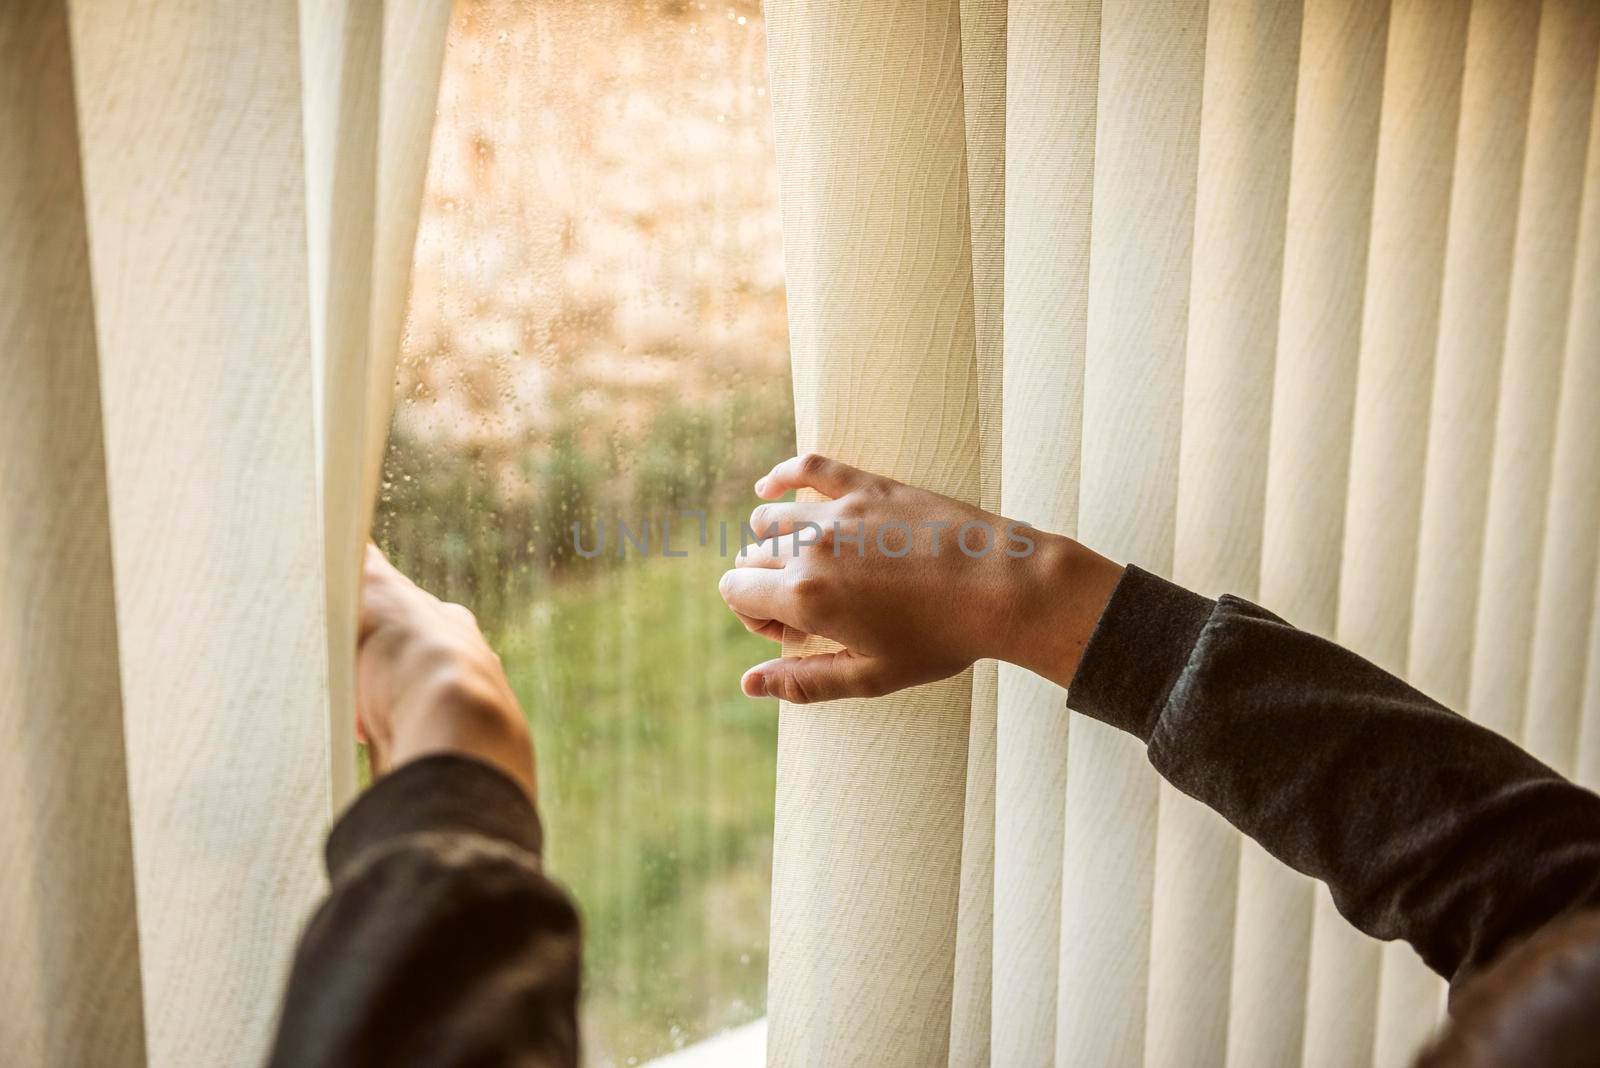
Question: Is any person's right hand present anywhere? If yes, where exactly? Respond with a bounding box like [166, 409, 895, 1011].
[357, 544, 536, 800]
[717, 454, 1124, 704]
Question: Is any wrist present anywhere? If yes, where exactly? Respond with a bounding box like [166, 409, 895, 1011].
[999, 530, 1123, 690]
[387, 669, 536, 800]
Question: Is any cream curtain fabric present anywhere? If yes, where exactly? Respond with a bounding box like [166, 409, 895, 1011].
[0, 1, 449, 1064]
[763, 1, 1600, 1066]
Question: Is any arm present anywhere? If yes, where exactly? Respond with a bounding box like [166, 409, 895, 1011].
[268, 547, 580, 1068]
[719, 454, 1600, 985]
[1070, 565, 1600, 986]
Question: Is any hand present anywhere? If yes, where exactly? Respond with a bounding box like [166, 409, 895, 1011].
[357, 544, 536, 799]
[717, 454, 1124, 704]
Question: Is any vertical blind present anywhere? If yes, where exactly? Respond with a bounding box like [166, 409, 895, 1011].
[0, 1, 450, 1063]
[762, 2, 1600, 1067]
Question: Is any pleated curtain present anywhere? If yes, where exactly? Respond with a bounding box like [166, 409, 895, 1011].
[0, 1, 450, 1064]
[762, 0, 1600, 1065]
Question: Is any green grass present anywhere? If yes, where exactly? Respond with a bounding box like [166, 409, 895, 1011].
[373, 395, 791, 1062]
[493, 541, 778, 1064]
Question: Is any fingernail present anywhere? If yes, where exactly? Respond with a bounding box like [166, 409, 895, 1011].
[754, 477, 766, 494]
[745, 671, 764, 696]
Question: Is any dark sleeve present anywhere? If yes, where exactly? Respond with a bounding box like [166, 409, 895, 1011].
[1068, 565, 1600, 988]
[267, 754, 581, 1068]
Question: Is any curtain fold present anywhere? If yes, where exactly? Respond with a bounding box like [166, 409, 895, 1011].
[1155, 1, 1301, 1063]
[1561, 81, 1600, 794]
[0, 1, 448, 1061]
[1470, 1, 1600, 749]
[763, 3, 982, 1063]
[302, 0, 452, 809]
[1346, 3, 1472, 1062]
[993, 5, 1096, 1064]
[951, 3, 1005, 1063]
[302, 0, 384, 810]
[0, 3, 145, 1063]
[1496, 3, 1600, 773]
[66, 3, 334, 1057]
[764, 0, 1600, 1065]
[1055, 1, 1207, 1063]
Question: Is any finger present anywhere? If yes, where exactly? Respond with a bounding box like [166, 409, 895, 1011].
[731, 611, 787, 642]
[755, 453, 870, 501]
[363, 541, 401, 583]
[718, 568, 796, 627]
[443, 601, 478, 628]
[359, 544, 417, 641]
[747, 501, 834, 539]
[358, 570, 397, 643]
[735, 535, 804, 569]
[741, 650, 895, 703]
[721, 563, 789, 639]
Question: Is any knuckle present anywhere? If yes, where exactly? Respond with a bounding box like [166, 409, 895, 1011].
[791, 573, 826, 604]
[790, 574, 834, 629]
[798, 452, 828, 477]
[786, 670, 817, 705]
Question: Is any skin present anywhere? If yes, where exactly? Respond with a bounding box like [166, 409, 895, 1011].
[718, 453, 1126, 704]
[353, 450, 1119, 785]
[357, 543, 536, 800]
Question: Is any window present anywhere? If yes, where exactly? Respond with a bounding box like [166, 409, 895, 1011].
[373, 1, 790, 1063]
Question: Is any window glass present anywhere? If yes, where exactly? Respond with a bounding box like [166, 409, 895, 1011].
[374, 1, 791, 1062]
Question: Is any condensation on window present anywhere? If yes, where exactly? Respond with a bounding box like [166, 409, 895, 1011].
[374, 1, 792, 1062]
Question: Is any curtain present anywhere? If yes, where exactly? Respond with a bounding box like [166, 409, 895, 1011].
[0, 1, 450, 1064]
[762, 2, 1600, 1067]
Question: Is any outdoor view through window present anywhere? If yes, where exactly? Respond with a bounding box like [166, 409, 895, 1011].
[373, 1, 791, 1062]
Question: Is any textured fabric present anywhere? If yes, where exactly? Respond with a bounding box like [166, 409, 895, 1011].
[67, 3, 333, 1059]
[952, 3, 1005, 1063]
[1522, 36, 1600, 784]
[1401, 22, 1544, 1026]
[1563, 83, 1600, 795]
[301, 0, 384, 811]
[269, 756, 581, 1068]
[993, 6, 1097, 1064]
[0, 1, 451, 1061]
[1154, 1, 1300, 1062]
[764, 1, 1600, 1066]
[0, 2, 145, 1061]
[1346, 2, 1474, 1060]
[1581, 570, 1600, 790]
[1470, 1, 1600, 749]
[303, 0, 453, 808]
[1072, 568, 1600, 996]
[762, 3, 982, 1065]
[1055, 3, 1207, 1063]
[1273, 2, 1392, 1062]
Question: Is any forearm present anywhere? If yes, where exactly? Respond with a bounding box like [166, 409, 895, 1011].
[267, 755, 580, 1068]
[1062, 565, 1600, 984]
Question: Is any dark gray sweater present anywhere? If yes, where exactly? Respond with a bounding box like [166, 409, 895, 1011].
[267, 565, 1600, 1065]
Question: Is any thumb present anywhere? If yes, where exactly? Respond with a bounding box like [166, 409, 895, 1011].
[743, 650, 895, 704]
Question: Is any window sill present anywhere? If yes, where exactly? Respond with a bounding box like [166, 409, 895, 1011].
[643, 1019, 768, 1067]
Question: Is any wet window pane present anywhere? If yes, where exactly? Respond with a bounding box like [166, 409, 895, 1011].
[374, 2, 791, 1062]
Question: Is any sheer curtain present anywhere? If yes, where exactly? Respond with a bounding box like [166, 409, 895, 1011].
[0, 1, 449, 1063]
[762, 1, 1600, 1066]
